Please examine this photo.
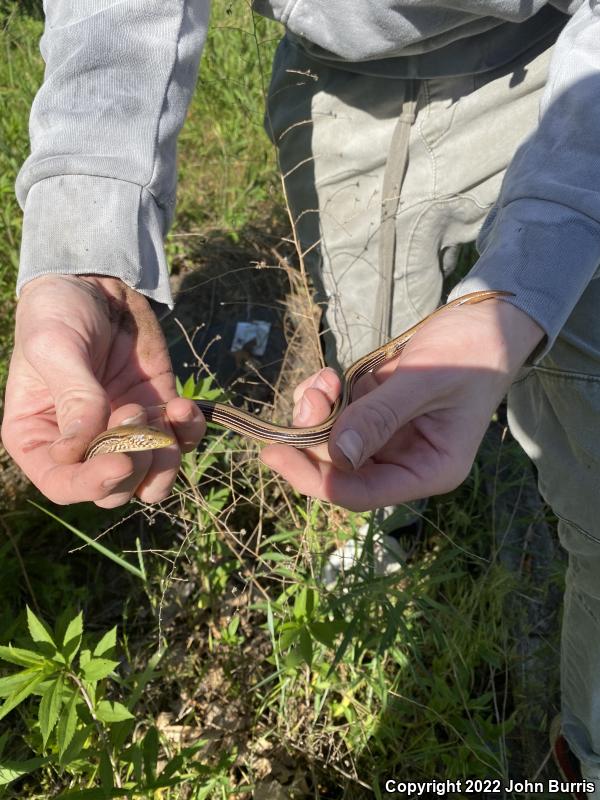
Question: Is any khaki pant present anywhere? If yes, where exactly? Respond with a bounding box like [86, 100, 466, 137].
[266, 32, 600, 783]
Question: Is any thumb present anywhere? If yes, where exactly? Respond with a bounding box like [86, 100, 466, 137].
[329, 372, 421, 470]
[26, 333, 110, 461]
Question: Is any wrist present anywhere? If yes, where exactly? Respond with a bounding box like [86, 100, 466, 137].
[473, 297, 545, 375]
[20, 274, 126, 293]
[396, 295, 545, 387]
[18, 275, 142, 322]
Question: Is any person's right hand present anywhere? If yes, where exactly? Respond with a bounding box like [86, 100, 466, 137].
[261, 296, 544, 510]
[1, 274, 205, 507]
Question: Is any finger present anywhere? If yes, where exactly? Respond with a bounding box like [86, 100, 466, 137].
[292, 368, 341, 406]
[328, 370, 426, 471]
[134, 443, 181, 504]
[293, 387, 335, 427]
[25, 450, 137, 506]
[126, 401, 183, 503]
[260, 444, 379, 509]
[261, 445, 453, 511]
[95, 403, 185, 506]
[93, 451, 154, 509]
[1, 380, 142, 503]
[289, 373, 341, 461]
[159, 396, 205, 453]
[98, 400, 200, 505]
[260, 444, 324, 494]
[84, 404, 154, 506]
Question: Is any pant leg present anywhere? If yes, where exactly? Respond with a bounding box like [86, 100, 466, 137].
[508, 277, 600, 780]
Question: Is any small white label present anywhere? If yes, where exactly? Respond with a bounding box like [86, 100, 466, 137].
[230, 321, 271, 356]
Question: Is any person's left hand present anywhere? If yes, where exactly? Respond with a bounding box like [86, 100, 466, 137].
[260, 297, 544, 511]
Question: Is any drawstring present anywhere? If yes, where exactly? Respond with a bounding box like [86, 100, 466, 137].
[375, 79, 420, 347]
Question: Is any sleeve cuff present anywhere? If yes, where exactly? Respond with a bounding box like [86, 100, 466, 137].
[17, 174, 174, 311]
[448, 199, 600, 362]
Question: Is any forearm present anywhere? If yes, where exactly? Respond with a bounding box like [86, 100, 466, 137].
[17, 0, 211, 310]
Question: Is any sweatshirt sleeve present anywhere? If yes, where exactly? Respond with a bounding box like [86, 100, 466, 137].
[16, 0, 211, 311]
[448, 0, 600, 360]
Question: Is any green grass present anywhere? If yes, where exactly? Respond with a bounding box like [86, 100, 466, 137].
[176, 6, 281, 234]
[0, 10, 44, 388]
[0, 2, 565, 798]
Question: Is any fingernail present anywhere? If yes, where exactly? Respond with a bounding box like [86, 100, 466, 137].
[294, 396, 312, 425]
[121, 411, 145, 425]
[175, 408, 194, 423]
[336, 429, 363, 469]
[63, 420, 83, 437]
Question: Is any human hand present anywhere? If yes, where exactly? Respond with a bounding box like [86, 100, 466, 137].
[260, 298, 544, 511]
[1, 275, 205, 507]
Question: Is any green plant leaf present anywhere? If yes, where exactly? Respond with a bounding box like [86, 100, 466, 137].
[270, 566, 298, 580]
[58, 725, 88, 767]
[0, 645, 45, 668]
[148, 776, 188, 791]
[98, 749, 114, 789]
[61, 612, 83, 665]
[81, 658, 119, 683]
[298, 627, 313, 667]
[327, 605, 363, 678]
[95, 700, 134, 724]
[39, 673, 63, 746]
[159, 741, 206, 781]
[283, 646, 304, 670]
[0, 757, 46, 787]
[278, 623, 300, 650]
[181, 373, 196, 397]
[309, 619, 346, 649]
[57, 692, 78, 759]
[125, 741, 143, 784]
[0, 669, 40, 698]
[79, 649, 91, 669]
[142, 726, 159, 785]
[93, 628, 117, 658]
[294, 586, 318, 619]
[0, 672, 46, 722]
[293, 587, 307, 620]
[260, 551, 289, 563]
[260, 530, 298, 546]
[26, 606, 56, 648]
[125, 650, 162, 711]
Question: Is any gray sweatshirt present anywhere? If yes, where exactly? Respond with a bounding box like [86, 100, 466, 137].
[16, 1, 600, 359]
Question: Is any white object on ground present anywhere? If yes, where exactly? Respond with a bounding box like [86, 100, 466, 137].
[231, 320, 271, 356]
[321, 522, 407, 589]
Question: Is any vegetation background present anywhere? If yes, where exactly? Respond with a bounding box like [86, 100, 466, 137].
[0, 1, 567, 798]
